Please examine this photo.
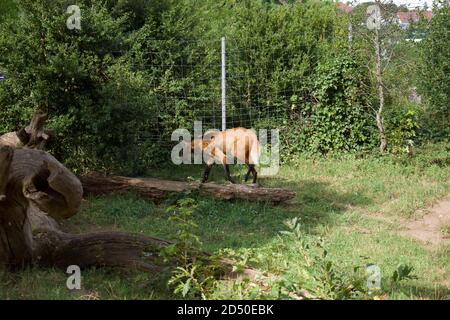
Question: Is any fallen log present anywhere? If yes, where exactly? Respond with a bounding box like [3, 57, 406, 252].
[80, 173, 296, 204]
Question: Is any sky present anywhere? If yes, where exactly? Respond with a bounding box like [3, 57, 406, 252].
[352, 0, 434, 8]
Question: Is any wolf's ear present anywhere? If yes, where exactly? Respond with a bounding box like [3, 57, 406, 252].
[202, 140, 210, 149]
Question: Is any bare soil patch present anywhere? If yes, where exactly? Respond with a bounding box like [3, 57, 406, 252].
[400, 200, 450, 245]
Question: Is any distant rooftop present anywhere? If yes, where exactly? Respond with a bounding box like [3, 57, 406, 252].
[397, 10, 433, 24]
[336, 2, 353, 13]
[336, 2, 433, 23]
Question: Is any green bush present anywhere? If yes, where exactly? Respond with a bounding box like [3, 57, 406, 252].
[279, 54, 375, 158]
[0, 0, 165, 174]
[385, 104, 421, 154]
[418, 1, 450, 140]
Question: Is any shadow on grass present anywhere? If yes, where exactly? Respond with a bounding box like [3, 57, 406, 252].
[71, 173, 371, 252]
[113, 164, 372, 251]
[185, 177, 372, 252]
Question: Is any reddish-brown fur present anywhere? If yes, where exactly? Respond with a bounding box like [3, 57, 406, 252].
[192, 128, 260, 183]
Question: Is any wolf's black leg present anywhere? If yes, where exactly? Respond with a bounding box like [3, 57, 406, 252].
[244, 165, 252, 182]
[223, 164, 235, 183]
[202, 164, 213, 183]
[251, 165, 257, 184]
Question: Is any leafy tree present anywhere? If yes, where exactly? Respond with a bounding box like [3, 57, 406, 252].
[349, 0, 422, 153]
[418, 0, 450, 140]
[0, 0, 18, 20]
[0, 0, 154, 173]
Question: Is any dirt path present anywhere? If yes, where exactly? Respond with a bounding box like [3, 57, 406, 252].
[400, 200, 450, 245]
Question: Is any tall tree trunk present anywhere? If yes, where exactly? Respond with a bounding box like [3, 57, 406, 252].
[348, 12, 353, 51]
[374, 27, 387, 153]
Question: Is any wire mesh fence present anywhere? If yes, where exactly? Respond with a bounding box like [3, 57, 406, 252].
[118, 37, 302, 145]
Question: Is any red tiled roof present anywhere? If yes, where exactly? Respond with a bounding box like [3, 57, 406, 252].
[336, 2, 353, 13]
[335, 2, 433, 23]
[397, 11, 433, 23]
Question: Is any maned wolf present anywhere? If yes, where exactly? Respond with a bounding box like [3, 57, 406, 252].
[190, 127, 260, 184]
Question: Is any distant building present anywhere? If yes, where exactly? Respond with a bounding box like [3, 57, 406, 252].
[397, 10, 433, 29]
[335, 2, 433, 30]
[336, 2, 353, 13]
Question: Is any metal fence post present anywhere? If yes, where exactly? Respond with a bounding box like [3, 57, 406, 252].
[221, 36, 226, 131]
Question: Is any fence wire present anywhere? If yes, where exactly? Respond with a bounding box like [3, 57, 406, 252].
[111, 37, 302, 144]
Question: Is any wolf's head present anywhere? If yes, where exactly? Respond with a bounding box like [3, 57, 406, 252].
[190, 138, 213, 152]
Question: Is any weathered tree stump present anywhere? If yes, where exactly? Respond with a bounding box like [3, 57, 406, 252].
[0, 113, 178, 271]
[0, 146, 175, 271]
[80, 173, 296, 204]
[0, 110, 52, 149]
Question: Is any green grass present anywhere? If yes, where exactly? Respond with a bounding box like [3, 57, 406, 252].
[1, 143, 449, 299]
